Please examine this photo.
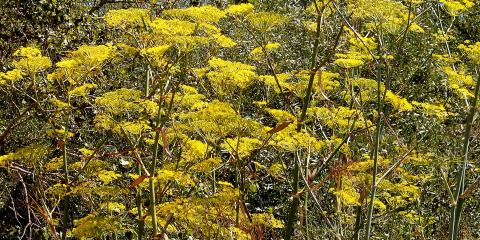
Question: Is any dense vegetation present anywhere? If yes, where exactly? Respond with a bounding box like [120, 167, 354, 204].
[1, 0, 480, 239]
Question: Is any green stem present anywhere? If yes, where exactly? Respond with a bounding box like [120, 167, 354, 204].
[136, 163, 145, 239]
[284, 8, 322, 240]
[352, 205, 363, 240]
[149, 64, 163, 237]
[364, 119, 382, 240]
[61, 132, 69, 240]
[284, 9, 344, 239]
[364, 61, 386, 240]
[448, 68, 480, 240]
[304, 152, 310, 240]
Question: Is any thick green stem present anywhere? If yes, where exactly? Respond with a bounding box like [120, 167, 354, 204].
[364, 119, 382, 240]
[304, 153, 310, 240]
[134, 65, 153, 240]
[364, 62, 386, 240]
[149, 64, 163, 237]
[448, 70, 480, 240]
[284, 8, 322, 240]
[136, 164, 145, 239]
[352, 205, 363, 240]
[284, 9, 344, 238]
[61, 133, 69, 240]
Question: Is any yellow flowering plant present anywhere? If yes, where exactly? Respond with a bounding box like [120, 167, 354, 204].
[2, 1, 480, 240]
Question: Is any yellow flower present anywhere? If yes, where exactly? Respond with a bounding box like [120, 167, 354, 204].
[207, 57, 257, 91]
[68, 83, 97, 97]
[150, 18, 196, 36]
[439, 0, 475, 16]
[251, 213, 284, 228]
[211, 34, 237, 48]
[385, 91, 413, 111]
[100, 202, 126, 213]
[181, 139, 208, 163]
[157, 169, 194, 186]
[104, 8, 150, 28]
[334, 58, 364, 68]
[412, 101, 452, 120]
[459, 41, 480, 65]
[163, 5, 226, 23]
[97, 170, 121, 184]
[221, 137, 262, 159]
[267, 163, 286, 177]
[190, 157, 222, 173]
[224, 3, 255, 16]
[13, 47, 52, 74]
[308, 106, 371, 132]
[250, 42, 281, 61]
[0, 69, 23, 84]
[246, 12, 287, 32]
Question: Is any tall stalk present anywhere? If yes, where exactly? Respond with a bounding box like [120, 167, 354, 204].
[364, 63, 386, 240]
[448, 69, 480, 240]
[136, 64, 153, 240]
[283, 6, 322, 239]
[284, 5, 344, 237]
[61, 131, 69, 240]
[149, 64, 164, 237]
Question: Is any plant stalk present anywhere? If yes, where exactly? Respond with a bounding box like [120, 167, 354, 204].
[364, 61, 386, 240]
[448, 68, 480, 240]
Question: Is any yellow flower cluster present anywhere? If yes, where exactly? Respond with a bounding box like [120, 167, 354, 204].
[157, 169, 194, 187]
[443, 66, 475, 98]
[156, 185, 241, 237]
[0, 69, 23, 85]
[0, 144, 49, 166]
[181, 138, 208, 164]
[211, 33, 237, 48]
[100, 202, 126, 213]
[72, 214, 122, 239]
[104, 8, 150, 28]
[224, 3, 255, 16]
[334, 154, 422, 215]
[178, 100, 242, 139]
[348, 0, 424, 33]
[439, 0, 475, 16]
[412, 101, 452, 120]
[68, 83, 97, 97]
[250, 42, 281, 61]
[348, 77, 413, 111]
[48, 44, 116, 83]
[190, 157, 222, 173]
[246, 12, 287, 32]
[221, 137, 262, 159]
[163, 5, 226, 23]
[47, 128, 75, 139]
[307, 106, 371, 132]
[265, 108, 296, 122]
[259, 70, 341, 98]
[172, 85, 207, 110]
[334, 29, 377, 68]
[267, 163, 286, 178]
[269, 124, 324, 152]
[250, 213, 284, 228]
[13, 47, 52, 75]
[95, 88, 157, 116]
[97, 170, 121, 184]
[207, 57, 257, 91]
[385, 91, 413, 111]
[140, 45, 170, 66]
[458, 41, 480, 65]
[94, 88, 157, 136]
[150, 18, 196, 36]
